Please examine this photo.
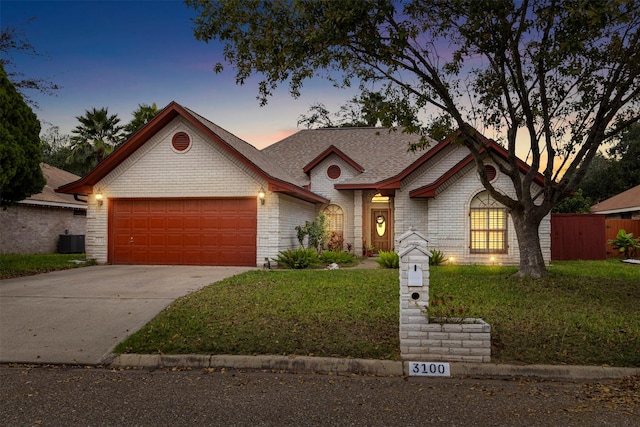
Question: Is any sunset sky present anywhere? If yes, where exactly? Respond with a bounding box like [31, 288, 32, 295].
[2, 0, 360, 149]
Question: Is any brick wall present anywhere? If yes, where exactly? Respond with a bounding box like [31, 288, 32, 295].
[309, 154, 357, 248]
[398, 229, 491, 363]
[395, 147, 551, 266]
[86, 118, 280, 265]
[0, 203, 86, 254]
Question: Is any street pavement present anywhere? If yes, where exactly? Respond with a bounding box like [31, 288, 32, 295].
[1, 263, 639, 425]
[1, 365, 638, 426]
[0, 265, 254, 364]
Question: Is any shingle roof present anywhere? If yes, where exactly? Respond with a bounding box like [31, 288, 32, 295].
[262, 127, 431, 186]
[591, 184, 640, 214]
[24, 163, 85, 208]
[182, 107, 304, 187]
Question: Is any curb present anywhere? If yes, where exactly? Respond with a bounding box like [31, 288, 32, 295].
[109, 354, 640, 381]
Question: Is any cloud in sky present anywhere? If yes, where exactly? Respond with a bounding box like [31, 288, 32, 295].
[2, 0, 359, 149]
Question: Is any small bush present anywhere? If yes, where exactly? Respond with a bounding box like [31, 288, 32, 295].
[273, 248, 320, 269]
[429, 249, 446, 266]
[375, 250, 399, 268]
[327, 232, 344, 251]
[319, 250, 356, 265]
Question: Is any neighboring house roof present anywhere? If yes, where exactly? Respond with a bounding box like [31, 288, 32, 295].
[591, 184, 640, 215]
[21, 163, 85, 209]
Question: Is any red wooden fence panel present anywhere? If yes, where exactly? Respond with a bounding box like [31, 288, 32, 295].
[605, 219, 640, 257]
[551, 214, 606, 260]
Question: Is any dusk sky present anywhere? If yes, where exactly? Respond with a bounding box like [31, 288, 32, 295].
[2, 0, 360, 149]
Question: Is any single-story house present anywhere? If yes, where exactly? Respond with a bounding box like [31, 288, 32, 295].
[1, 163, 87, 254]
[591, 184, 640, 219]
[56, 101, 550, 267]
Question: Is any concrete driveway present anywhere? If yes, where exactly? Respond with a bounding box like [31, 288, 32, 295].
[0, 265, 254, 365]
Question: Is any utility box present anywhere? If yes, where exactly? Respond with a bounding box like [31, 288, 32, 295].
[58, 234, 85, 254]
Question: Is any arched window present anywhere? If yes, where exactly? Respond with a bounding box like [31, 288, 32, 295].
[470, 191, 507, 253]
[323, 204, 344, 236]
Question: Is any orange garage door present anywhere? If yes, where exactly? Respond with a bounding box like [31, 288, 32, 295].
[109, 198, 257, 266]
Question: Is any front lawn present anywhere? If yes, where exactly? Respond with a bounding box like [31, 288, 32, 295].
[115, 260, 640, 367]
[0, 253, 96, 279]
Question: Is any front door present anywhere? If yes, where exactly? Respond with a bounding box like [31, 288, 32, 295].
[371, 209, 389, 253]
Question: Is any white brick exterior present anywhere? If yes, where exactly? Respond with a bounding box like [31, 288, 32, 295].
[79, 111, 550, 267]
[308, 154, 357, 249]
[393, 145, 551, 266]
[85, 117, 317, 266]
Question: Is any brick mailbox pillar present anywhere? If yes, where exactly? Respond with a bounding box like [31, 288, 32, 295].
[398, 228, 432, 359]
[398, 227, 491, 362]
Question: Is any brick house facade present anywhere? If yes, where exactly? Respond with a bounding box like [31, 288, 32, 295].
[57, 101, 550, 267]
[0, 164, 86, 254]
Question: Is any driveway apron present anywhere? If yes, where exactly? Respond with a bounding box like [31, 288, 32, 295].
[0, 265, 253, 365]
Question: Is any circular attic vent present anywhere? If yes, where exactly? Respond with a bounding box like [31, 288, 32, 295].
[485, 165, 497, 181]
[172, 132, 191, 152]
[327, 165, 341, 179]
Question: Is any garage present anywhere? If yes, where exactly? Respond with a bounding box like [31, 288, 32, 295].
[108, 198, 256, 266]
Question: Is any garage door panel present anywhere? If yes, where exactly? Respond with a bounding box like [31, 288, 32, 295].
[110, 198, 256, 266]
[183, 217, 201, 229]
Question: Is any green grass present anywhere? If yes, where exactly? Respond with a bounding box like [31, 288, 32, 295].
[115, 260, 640, 367]
[0, 253, 96, 279]
[115, 269, 399, 360]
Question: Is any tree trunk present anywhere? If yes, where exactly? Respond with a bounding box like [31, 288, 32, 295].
[510, 210, 549, 278]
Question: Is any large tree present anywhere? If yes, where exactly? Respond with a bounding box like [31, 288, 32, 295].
[187, 0, 640, 277]
[580, 123, 640, 202]
[67, 107, 123, 175]
[0, 63, 45, 206]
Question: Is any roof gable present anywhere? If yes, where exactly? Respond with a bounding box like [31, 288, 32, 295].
[56, 102, 327, 204]
[263, 127, 428, 186]
[303, 145, 364, 174]
[409, 139, 546, 198]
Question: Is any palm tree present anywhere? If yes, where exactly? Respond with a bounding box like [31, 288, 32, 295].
[66, 107, 123, 175]
[123, 103, 159, 140]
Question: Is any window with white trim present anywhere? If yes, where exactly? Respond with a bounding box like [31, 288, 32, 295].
[470, 191, 507, 253]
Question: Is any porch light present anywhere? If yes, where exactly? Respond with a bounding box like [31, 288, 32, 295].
[95, 192, 104, 206]
[258, 187, 266, 205]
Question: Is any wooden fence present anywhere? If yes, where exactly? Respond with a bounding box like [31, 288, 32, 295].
[551, 214, 640, 260]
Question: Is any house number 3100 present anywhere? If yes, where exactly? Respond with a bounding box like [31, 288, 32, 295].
[409, 362, 451, 376]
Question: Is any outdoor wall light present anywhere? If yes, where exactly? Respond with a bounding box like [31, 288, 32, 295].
[258, 187, 266, 205]
[95, 192, 104, 206]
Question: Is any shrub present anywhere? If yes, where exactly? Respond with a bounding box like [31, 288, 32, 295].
[429, 249, 446, 266]
[273, 248, 320, 269]
[327, 232, 344, 251]
[295, 212, 329, 251]
[421, 294, 478, 325]
[375, 250, 399, 268]
[608, 229, 640, 259]
[319, 250, 356, 265]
